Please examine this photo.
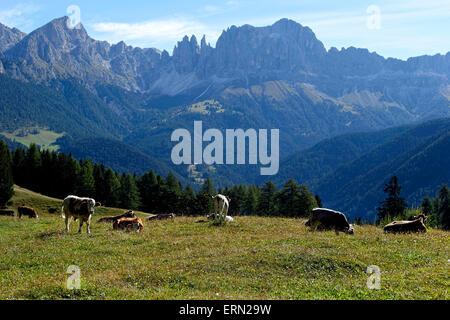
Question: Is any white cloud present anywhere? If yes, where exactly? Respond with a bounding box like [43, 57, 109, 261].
[91, 18, 221, 49]
[0, 3, 40, 30]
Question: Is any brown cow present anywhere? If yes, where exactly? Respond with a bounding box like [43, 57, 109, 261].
[97, 210, 135, 223]
[147, 213, 176, 221]
[383, 215, 427, 234]
[18, 206, 39, 219]
[113, 217, 144, 232]
[0, 209, 15, 217]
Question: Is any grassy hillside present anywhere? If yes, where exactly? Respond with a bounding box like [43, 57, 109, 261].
[0, 186, 448, 300]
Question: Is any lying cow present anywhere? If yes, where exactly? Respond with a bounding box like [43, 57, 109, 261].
[97, 210, 135, 223]
[207, 213, 235, 222]
[204, 194, 231, 220]
[113, 217, 144, 232]
[0, 209, 15, 217]
[306, 208, 354, 235]
[18, 206, 39, 219]
[61, 195, 96, 234]
[383, 215, 427, 234]
[147, 213, 176, 221]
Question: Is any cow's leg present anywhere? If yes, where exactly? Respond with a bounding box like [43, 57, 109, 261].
[65, 216, 71, 232]
[87, 216, 91, 234]
[335, 229, 340, 235]
[78, 218, 83, 234]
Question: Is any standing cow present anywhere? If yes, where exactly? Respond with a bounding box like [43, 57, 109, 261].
[61, 195, 96, 234]
[18, 206, 39, 219]
[306, 208, 354, 235]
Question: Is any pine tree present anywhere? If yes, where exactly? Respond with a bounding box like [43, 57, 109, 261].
[438, 185, 450, 230]
[77, 160, 95, 197]
[119, 173, 141, 210]
[138, 170, 159, 213]
[12, 147, 27, 187]
[0, 140, 14, 207]
[198, 177, 216, 215]
[244, 185, 260, 216]
[228, 184, 246, 216]
[25, 143, 42, 192]
[181, 185, 197, 216]
[103, 168, 121, 207]
[278, 179, 300, 217]
[257, 181, 278, 216]
[161, 172, 182, 213]
[298, 185, 318, 217]
[376, 176, 408, 221]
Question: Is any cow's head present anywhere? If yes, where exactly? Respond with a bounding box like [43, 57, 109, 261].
[124, 210, 136, 218]
[86, 199, 96, 214]
[345, 224, 355, 235]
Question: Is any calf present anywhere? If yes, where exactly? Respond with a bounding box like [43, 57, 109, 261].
[306, 208, 354, 235]
[0, 209, 15, 217]
[147, 213, 176, 221]
[97, 210, 135, 223]
[113, 217, 144, 232]
[18, 206, 39, 219]
[383, 215, 427, 234]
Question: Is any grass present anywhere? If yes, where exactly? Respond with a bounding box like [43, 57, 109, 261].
[0, 187, 448, 300]
[1, 127, 64, 151]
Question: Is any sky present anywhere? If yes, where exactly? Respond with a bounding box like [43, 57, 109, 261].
[0, 0, 448, 60]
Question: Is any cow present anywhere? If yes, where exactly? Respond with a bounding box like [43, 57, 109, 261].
[97, 210, 136, 223]
[61, 195, 96, 234]
[147, 213, 176, 221]
[207, 213, 235, 222]
[113, 217, 144, 232]
[305, 208, 354, 235]
[383, 215, 427, 234]
[18, 206, 39, 219]
[204, 194, 231, 220]
[0, 209, 15, 217]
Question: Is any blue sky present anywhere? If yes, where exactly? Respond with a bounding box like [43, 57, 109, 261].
[0, 0, 448, 60]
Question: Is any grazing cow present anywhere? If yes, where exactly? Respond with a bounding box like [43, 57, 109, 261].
[306, 208, 354, 235]
[383, 215, 427, 234]
[18, 206, 39, 219]
[0, 209, 15, 217]
[113, 217, 144, 232]
[61, 195, 96, 234]
[147, 213, 176, 221]
[97, 210, 135, 223]
[204, 194, 231, 220]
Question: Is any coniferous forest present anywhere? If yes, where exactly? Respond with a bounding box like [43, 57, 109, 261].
[0, 140, 448, 229]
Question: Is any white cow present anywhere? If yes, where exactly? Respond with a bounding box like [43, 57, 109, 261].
[61, 195, 96, 234]
[205, 194, 231, 220]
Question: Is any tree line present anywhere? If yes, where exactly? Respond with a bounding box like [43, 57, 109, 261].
[0, 141, 448, 229]
[0, 142, 318, 217]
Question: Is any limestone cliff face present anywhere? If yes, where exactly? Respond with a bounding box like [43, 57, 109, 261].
[1, 16, 449, 122]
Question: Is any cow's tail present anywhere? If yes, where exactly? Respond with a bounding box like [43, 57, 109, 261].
[61, 204, 65, 219]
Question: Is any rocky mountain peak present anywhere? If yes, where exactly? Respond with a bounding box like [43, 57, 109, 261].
[0, 22, 26, 52]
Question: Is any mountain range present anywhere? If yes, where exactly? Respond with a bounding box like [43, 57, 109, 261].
[0, 16, 449, 219]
